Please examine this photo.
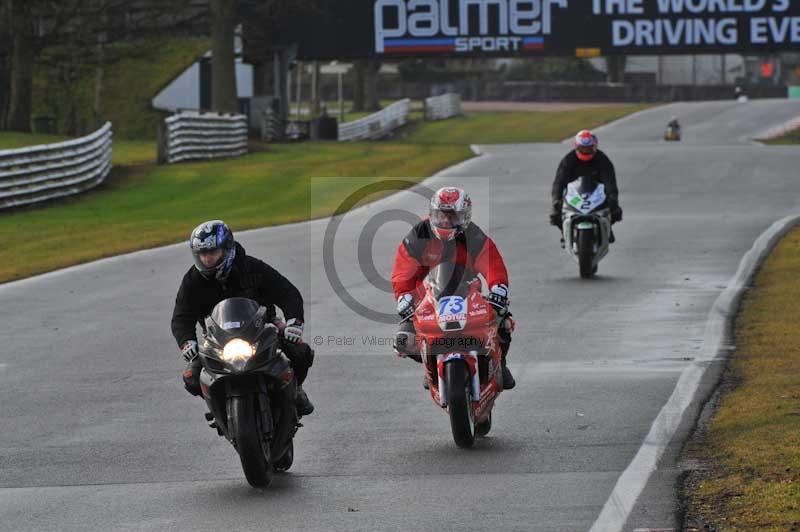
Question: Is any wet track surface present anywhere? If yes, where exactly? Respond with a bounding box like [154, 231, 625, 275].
[2, 99, 800, 531]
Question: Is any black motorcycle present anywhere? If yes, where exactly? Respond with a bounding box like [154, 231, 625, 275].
[198, 297, 301, 487]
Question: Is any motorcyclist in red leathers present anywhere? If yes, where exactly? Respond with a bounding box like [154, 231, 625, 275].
[391, 186, 516, 390]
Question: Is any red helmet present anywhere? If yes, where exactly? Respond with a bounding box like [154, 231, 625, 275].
[574, 130, 598, 162]
[429, 187, 472, 241]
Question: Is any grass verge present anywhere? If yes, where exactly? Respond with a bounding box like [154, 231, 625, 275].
[400, 106, 652, 144]
[681, 226, 800, 531]
[1, 104, 648, 284]
[0, 132, 156, 166]
[762, 126, 800, 145]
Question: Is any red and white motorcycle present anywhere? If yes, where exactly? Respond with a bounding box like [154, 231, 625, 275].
[410, 263, 504, 448]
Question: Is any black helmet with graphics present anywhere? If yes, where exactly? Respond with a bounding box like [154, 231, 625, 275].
[189, 220, 236, 281]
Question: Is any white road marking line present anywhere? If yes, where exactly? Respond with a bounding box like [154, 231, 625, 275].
[589, 213, 800, 532]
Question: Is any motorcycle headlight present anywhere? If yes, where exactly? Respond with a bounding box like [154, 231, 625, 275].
[222, 339, 255, 363]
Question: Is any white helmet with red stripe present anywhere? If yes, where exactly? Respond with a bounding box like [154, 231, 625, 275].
[574, 129, 598, 162]
[429, 186, 472, 241]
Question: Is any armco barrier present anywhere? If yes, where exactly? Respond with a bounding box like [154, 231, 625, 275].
[161, 111, 248, 164]
[338, 99, 411, 142]
[425, 93, 462, 121]
[0, 122, 112, 210]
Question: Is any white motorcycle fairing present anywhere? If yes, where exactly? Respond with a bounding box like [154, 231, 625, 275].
[561, 180, 612, 276]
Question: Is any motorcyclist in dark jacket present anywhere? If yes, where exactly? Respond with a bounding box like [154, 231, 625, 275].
[171, 220, 314, 415]
[550, 130, 622, 241]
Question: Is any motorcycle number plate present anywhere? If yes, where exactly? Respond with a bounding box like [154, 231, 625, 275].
[577, 222, 594, 229]
[437, 296, 466, 321]
[437, 296, 467, 330]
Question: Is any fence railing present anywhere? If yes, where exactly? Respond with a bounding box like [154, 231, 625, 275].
[0, 122, 112, 210]
[424, 93, 462, 121]
[338, 99, 411, 142]
[159, 111, 248, 164]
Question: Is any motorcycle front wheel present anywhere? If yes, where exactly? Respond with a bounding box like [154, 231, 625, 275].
[229, 395, 273, 487]
[445, 360, 475, 448]
[577, 229, 595, 279]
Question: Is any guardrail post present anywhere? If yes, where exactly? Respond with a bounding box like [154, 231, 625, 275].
[156, 119, 168, 165]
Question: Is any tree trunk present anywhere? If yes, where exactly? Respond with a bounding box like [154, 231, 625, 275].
[0, 0, 10, 130]
[93, 3, 107, 130]
[365, 59, 381, 112]
[311, 60, 320, 118]
[7, 0, 33, 132]
[352, 60, 365, 112]
[605, 56, 626, 84]
[211, 0, 239, 114]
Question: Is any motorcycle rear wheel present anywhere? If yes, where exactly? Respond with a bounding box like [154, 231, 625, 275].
[230, 395, 273, 487]
[445, 361, 475, 448]
[577, 229, 595, 279]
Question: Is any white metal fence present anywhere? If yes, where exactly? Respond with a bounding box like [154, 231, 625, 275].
[0, 122, 112, 210]
[424, 93, 462, 121]
[161, 111, 248, 164]
[338, 99, 411, 142]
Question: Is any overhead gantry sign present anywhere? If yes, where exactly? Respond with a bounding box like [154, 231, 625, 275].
[374, 0, 565, 54]
[242, 0, 800, 60]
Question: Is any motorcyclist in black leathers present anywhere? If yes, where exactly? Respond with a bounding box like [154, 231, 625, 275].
[171, 220, 314, 415]
[550, 130, 622, 241]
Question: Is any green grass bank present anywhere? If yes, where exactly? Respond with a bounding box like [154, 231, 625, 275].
[1, 104, 649, 284]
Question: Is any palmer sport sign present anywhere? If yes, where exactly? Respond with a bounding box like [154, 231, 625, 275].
[374, 0, 800, 55]
[242, 0, 800, 59]
[374, 0, 564, 54]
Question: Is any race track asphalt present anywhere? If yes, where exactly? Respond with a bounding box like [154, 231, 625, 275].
[2, 98, 799, 532]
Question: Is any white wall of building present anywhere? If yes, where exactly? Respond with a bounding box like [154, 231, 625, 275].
[152, 31, 253, 112]
[152, 56, 253, 112]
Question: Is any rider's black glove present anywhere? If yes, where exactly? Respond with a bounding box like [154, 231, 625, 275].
[181, 340, 199, 362]
[549, 211, 562, 227]
[397, 293, 414, 321]
[487, 284, 509, 317]
[610, 205, 623, 223]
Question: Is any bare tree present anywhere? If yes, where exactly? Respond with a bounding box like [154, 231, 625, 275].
[211, 0, 238, 114]
[606, 56, 627, 84]
[0, 0, 11, 129]
[7, 0, 34, 131]
[239, 0, 324, 120]
[352, 60, 366, 112]
[3, 0, 210, 133]
[364, 59, 381, 112]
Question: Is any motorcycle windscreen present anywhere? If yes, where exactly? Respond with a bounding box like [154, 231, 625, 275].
[427, 262, 472, 299]
[206, 297, 275, 351]
[574, 176, 599, 196]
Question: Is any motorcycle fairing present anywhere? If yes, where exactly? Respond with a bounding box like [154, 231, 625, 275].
[564, 180, 606, 215]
